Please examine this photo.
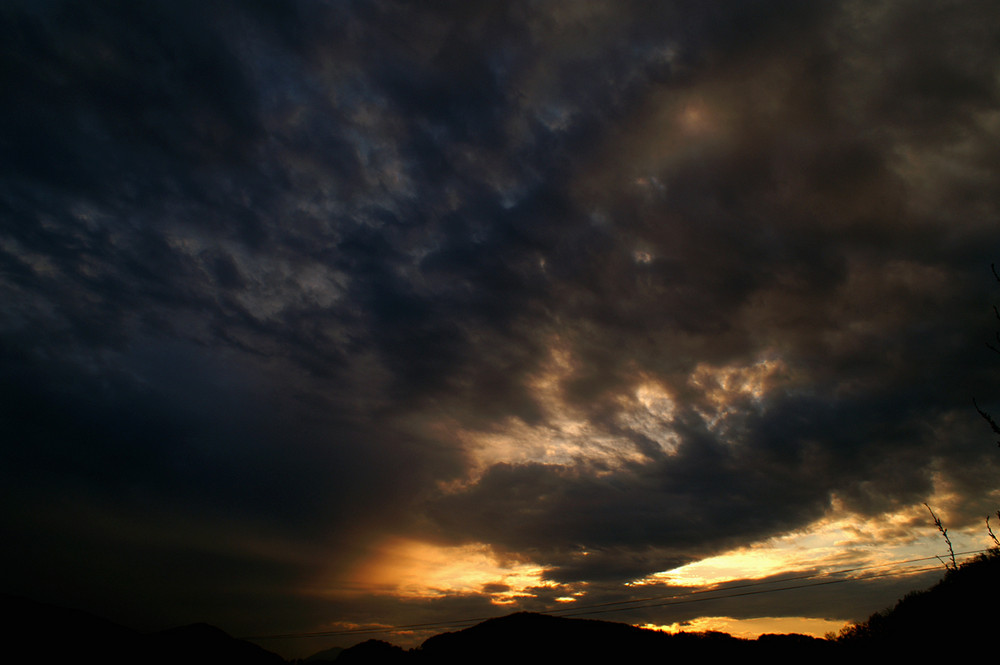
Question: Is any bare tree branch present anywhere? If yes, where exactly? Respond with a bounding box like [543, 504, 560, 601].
[925, 503, 957, 571]
[987, 512, 1000, 549]
[973, 398, 1000, 448]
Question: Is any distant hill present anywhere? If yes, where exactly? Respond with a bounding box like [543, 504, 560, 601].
[145, 622, 286, 665]
[2, 594, 141, 664]
[332, 612, 833, 664]
[334, 638, 409, 664]
[304, 645, 345, 662]
[416, 612, 744, 662]
[0, 595, 284, 665]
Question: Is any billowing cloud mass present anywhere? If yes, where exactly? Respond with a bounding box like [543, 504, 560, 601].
[2, 0, 999, 655]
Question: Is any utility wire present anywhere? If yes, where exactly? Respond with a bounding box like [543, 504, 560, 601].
[552, 564, 945, 620]
[547, 549, 987, 617]
[246, 549, 989, 640]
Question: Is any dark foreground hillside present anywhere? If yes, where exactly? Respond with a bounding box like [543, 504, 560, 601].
[836, 548, 1000, 657]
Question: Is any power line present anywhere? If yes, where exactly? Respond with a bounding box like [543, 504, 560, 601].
[546, 549, 986, 618]
[254, 564, 938, 638]
[246, 549, 989, 640]
[551, 564, 945, 620]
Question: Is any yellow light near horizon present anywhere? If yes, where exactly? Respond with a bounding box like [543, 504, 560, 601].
[639, 616, 848, 639]
[632, 496, 994, 590]
[634, 523, 879, 589]
[648, 549, 804, 587]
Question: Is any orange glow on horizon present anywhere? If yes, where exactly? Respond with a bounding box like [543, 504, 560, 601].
[330, 538, 568, 603]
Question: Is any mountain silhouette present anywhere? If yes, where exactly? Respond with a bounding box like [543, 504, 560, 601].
[145, 622, 286, 665]
[303, 645, 345, 662]
[415, 612, 743, 663]
[329, 612, 834, 664]
[334, 638, 409, 664]
[0, 595, 283, 665]
[2, 594, 141, 664]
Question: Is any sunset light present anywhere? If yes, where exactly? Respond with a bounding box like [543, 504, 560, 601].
[342, 539, 559, 603]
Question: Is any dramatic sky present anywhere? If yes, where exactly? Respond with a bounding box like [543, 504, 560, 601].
[3, 0, 1000, 657]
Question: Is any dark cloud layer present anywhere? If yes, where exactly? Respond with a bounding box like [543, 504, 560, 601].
[2, 0, 1000, 652]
